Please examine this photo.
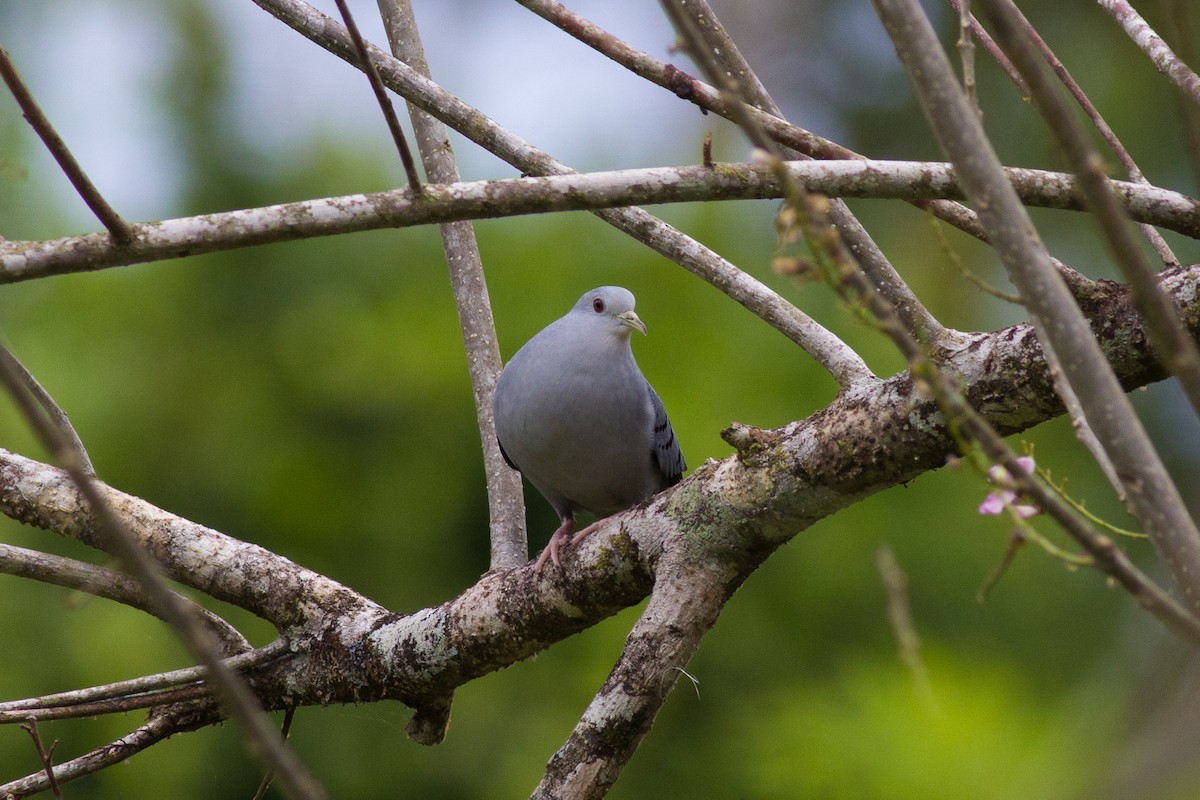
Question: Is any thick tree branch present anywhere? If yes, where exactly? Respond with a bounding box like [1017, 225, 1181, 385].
[2, 265, 1199, 754]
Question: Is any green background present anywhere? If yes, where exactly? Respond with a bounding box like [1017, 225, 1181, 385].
[2, 1, 1200, 797]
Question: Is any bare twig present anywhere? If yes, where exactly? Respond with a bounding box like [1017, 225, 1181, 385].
[954, 0, 1179, 266]
[946, 0, 1030, 94]
[0, 640, 287, 716]
[0, 711, 191, 798]
[872, 0, 1200, 615]
[19, 721, 64, 800]
[0, 542, 249, 654]
[956, 0, 980, 111]
[0, 345, 326, 799]
[252, 707, 298, 800]
[331, 0, 422, 190]
[530, 0, 945, 343]
[0, 342, 94, 476]
[1099, 0, 1200, 107]
[376, 0, 526, 569]
[0, 46, 132, 243]
[979, 0, 1200, 419]
[1, 684, 213, 724]
[768, 175, 1200, 645]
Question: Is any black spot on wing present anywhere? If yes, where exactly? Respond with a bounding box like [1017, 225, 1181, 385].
[647, 383, 686, 486]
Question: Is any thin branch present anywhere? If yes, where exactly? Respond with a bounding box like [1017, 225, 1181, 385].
[1099, 0, 1200, 107]
[0, 542, 250, 654]
[0, 640, 287, 715]
[946, 0, 1030, 93]
[951, 0, 1179, 266]
[0, 347, 326, 800]
[871, 0, 1200, 615]
[376, 0, 526, 570]
[876, 544, 938, 713]
[0, 46, 133, 243]
[3, 157, 1193, 281]
[513, 0, 1102, 299]
[331, 0, 422, 190]
[979, 0, 1200, 420]
[956, 0, 980, 111]
[19, 721, 64, 800]
[0, 684, 213, 724]
[0, 342, 94, 476]
[252, 707, 298, 800]
[765, 169, 1200, 646]
[0, 710, 196, 798]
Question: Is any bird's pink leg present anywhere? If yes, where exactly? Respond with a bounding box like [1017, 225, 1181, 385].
[535, 516, 575, 571]
[569, 519, 601, 546]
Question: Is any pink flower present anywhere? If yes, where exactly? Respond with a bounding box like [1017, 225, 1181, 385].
[978, 457, 1040, 518]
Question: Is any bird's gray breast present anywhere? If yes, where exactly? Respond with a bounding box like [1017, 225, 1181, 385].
[494, 324, 659, 518]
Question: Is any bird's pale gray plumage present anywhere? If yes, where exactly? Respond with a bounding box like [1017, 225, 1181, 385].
[494, 286, 685, 568]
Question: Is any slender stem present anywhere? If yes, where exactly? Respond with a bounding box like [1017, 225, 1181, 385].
[331, 0, 422, 190]
[19, 722, 64, 800]
[0, 47, 132, 243]
[560, 0, 945, 341]
[0, 713, 185, 798]
[376, 0, 527, 569]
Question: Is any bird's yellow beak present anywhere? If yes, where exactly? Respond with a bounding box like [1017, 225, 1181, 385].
[617, 310, 647, 336]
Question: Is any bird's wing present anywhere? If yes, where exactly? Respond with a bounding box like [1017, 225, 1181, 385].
[647, 383, 686, 485]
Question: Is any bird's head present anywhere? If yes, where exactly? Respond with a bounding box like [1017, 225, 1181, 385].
[573, 286, 647, 338]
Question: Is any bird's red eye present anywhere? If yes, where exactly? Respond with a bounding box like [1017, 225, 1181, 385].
[592, 297, 605, 313]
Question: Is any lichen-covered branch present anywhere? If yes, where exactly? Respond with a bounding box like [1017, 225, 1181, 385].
[3, 160, 1193, 283]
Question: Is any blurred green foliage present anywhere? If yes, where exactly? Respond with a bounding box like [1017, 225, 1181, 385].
[2, 0, 1200, 798]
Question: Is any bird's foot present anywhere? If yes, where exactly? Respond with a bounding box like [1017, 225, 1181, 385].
[569, 520, 600, 547]
[534, 518, 576, 571]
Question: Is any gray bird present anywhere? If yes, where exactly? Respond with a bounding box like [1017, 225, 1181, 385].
[494, 286, 686, 569]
